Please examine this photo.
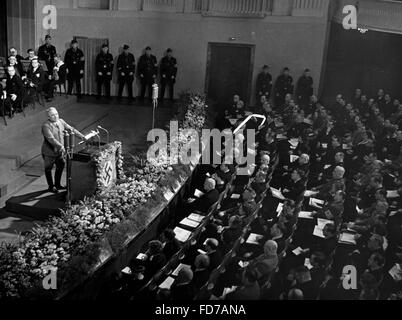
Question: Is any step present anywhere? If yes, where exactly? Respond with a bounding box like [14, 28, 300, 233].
[0, 172, 36, 205]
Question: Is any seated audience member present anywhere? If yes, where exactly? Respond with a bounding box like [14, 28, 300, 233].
[162, 229, 182, 260]
[45, 54, 66, 102]
[205, 238, 223, 271]
[313, 166, 346, 200]
[191, 254, 210, 290]
[287, 288, 304, 300]
[249, 240, 279, 282]
[170, 266, 195, 300]
[282, 168, 305, 201]
[4, 66, 24, 115]
[188, 178, 219, 213]
[26, 57, 46, 95]
[239, 187, 258, 217]
[211, 163, 232, 191]
[26, 48, 36, 61]
[312, 190, 345, 226]
[7, 55, 23, 77]
[221, 215, 243, 252]
[144, 240, 166, 279]
[226, 268, 261, 300]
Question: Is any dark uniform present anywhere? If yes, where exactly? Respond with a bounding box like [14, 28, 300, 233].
[138, 52, 157, 101]
[274, 73, 294, 108]
[296, 74, 313, 107]
[160, 54, 177, 101]
[26, 64, 46, 93]
[256, 71, 273, 102]
[95, 49, 114, 98]
[117, 51, 136, 100]
[64, 46, 85, 96]
[5, 73, 24, 115]
[38, 44, 57, 73]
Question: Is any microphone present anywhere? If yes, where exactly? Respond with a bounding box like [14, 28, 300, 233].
[97, 125, 110, 144]
[152, 83, 159, 101]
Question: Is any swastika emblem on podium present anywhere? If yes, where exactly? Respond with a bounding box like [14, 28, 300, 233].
[100, 160, 115, 187]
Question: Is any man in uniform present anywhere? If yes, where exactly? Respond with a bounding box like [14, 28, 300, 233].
[160, 48, 177, 102]
[138, 46, 157, 102]
[296, 68, 314, 108]
[64, 39, 85, 97]
[256, 65, 272, 103]
[41, 107, 86, 193]
[26, 57, 46, 104]
[117, 44, 136, 101]
[95, 43, 114, 99]
[274, 67, 294, 109]
[38, 35, 57, 73]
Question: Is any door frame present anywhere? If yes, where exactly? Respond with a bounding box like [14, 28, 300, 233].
[205, 42, 255, 105]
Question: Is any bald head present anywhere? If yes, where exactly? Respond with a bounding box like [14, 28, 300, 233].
[333, 166, 345, 179]
[204, 178, 216, 192]
[47, 107, 59, 122]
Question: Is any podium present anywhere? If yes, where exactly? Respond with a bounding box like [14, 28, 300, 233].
[69, 141, 123, 202]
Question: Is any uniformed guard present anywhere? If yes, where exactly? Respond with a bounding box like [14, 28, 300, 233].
[296, 68, 314, 108]
[138, 46, 157, 102]
[64, 39, 85, 98]
[274, 67, 294, 109]
[38, 35, 57, 73]
[256, 65, 272, 104]
[160, 48, 178, 102]
[117, 44, 136, 101]
[95, 43, 114, 99]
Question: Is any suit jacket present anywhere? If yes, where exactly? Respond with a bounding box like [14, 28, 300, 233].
[5, 74, 24, 98]
[38, 44, 57, 71]
[41, 119, 84, 157]
[283, 178, 305, 201]
[191, 269, 210, 289]
[207, 250, 223, 272]
[27, 66, 46, 91]
[192, 188, 219, 213]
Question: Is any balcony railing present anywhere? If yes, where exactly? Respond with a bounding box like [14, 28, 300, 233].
[200, 0, 273, 17]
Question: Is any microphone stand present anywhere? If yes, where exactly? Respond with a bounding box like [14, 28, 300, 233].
[98, 126, 110, 145]
[64, 130, 74, 208]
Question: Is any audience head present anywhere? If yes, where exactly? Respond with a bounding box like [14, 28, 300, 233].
[242, 268, 258, 286]
[228, 215, 242, 229]
[323, 223, 336, 239]
[204, 178, 216, 192]
[205, 238, 219, 252]
[261, 154, 270, 166]
[291, 168, 303, 182]
[54, 53, 62, 64]
[270, 223, 284, 239]
[333, 190, 345, 202]
[6, 65, 15, 77]
[27, 48, 35, 59]
[162, 229, 176, 242]
[8, 55, 17, 65]
[9, 47, 18, 57]
[176, 266, 193, 285]
[31, 57, 39, 69]
[288, 288, 304, 300]
[194, 254, 210, 270]
[263, 240, 278, 256]
[368, 252, 385, 271]
[332, 166, 345, 179]
[242, 187, 256, 202]
[260, 95, 267, 105]
[299, 153, 310, 165]
[148, 240, 163, 255]
[335, 152, 345, 163]
[233, 94, 240, 103]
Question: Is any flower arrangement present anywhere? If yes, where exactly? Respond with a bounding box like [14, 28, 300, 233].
[0, 93, 208, 299]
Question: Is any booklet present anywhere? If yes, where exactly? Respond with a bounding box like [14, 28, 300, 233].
[289, 139, 299, 148]
[188, 213, 205, 222]
[164, 189, 174, 201]
[246, 233, 264, 245]
[324, 164, 331, 169]
[292, 247, 304, 256]
[304, 258, 314, 270]
[338, 232, 357, 245]
[298, 211, 314, 219]
[388, 264, 402, 282]
[313, 225, 325, 238]
[159, 276, 175, 290]
[270, 187, 285, 200]
[173, 227, 192, 243]
[194, 189, 204, 198]
[317, 218, 334, 229]
[136, 253, 148, 261]
[386, 190, 399, 199]
[276, 203, 284, 216]
[180, 218, 200, 229]
[304, 190, 319, 197]
[290, 155, 299, 163]
[309, 198, 324, 209]
[121, 267, 132, 275]
[171, 263, 190, 277]
[230, 193, 241, 199]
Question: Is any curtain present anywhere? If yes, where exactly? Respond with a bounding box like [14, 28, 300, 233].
[75, 37, 108, 95]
